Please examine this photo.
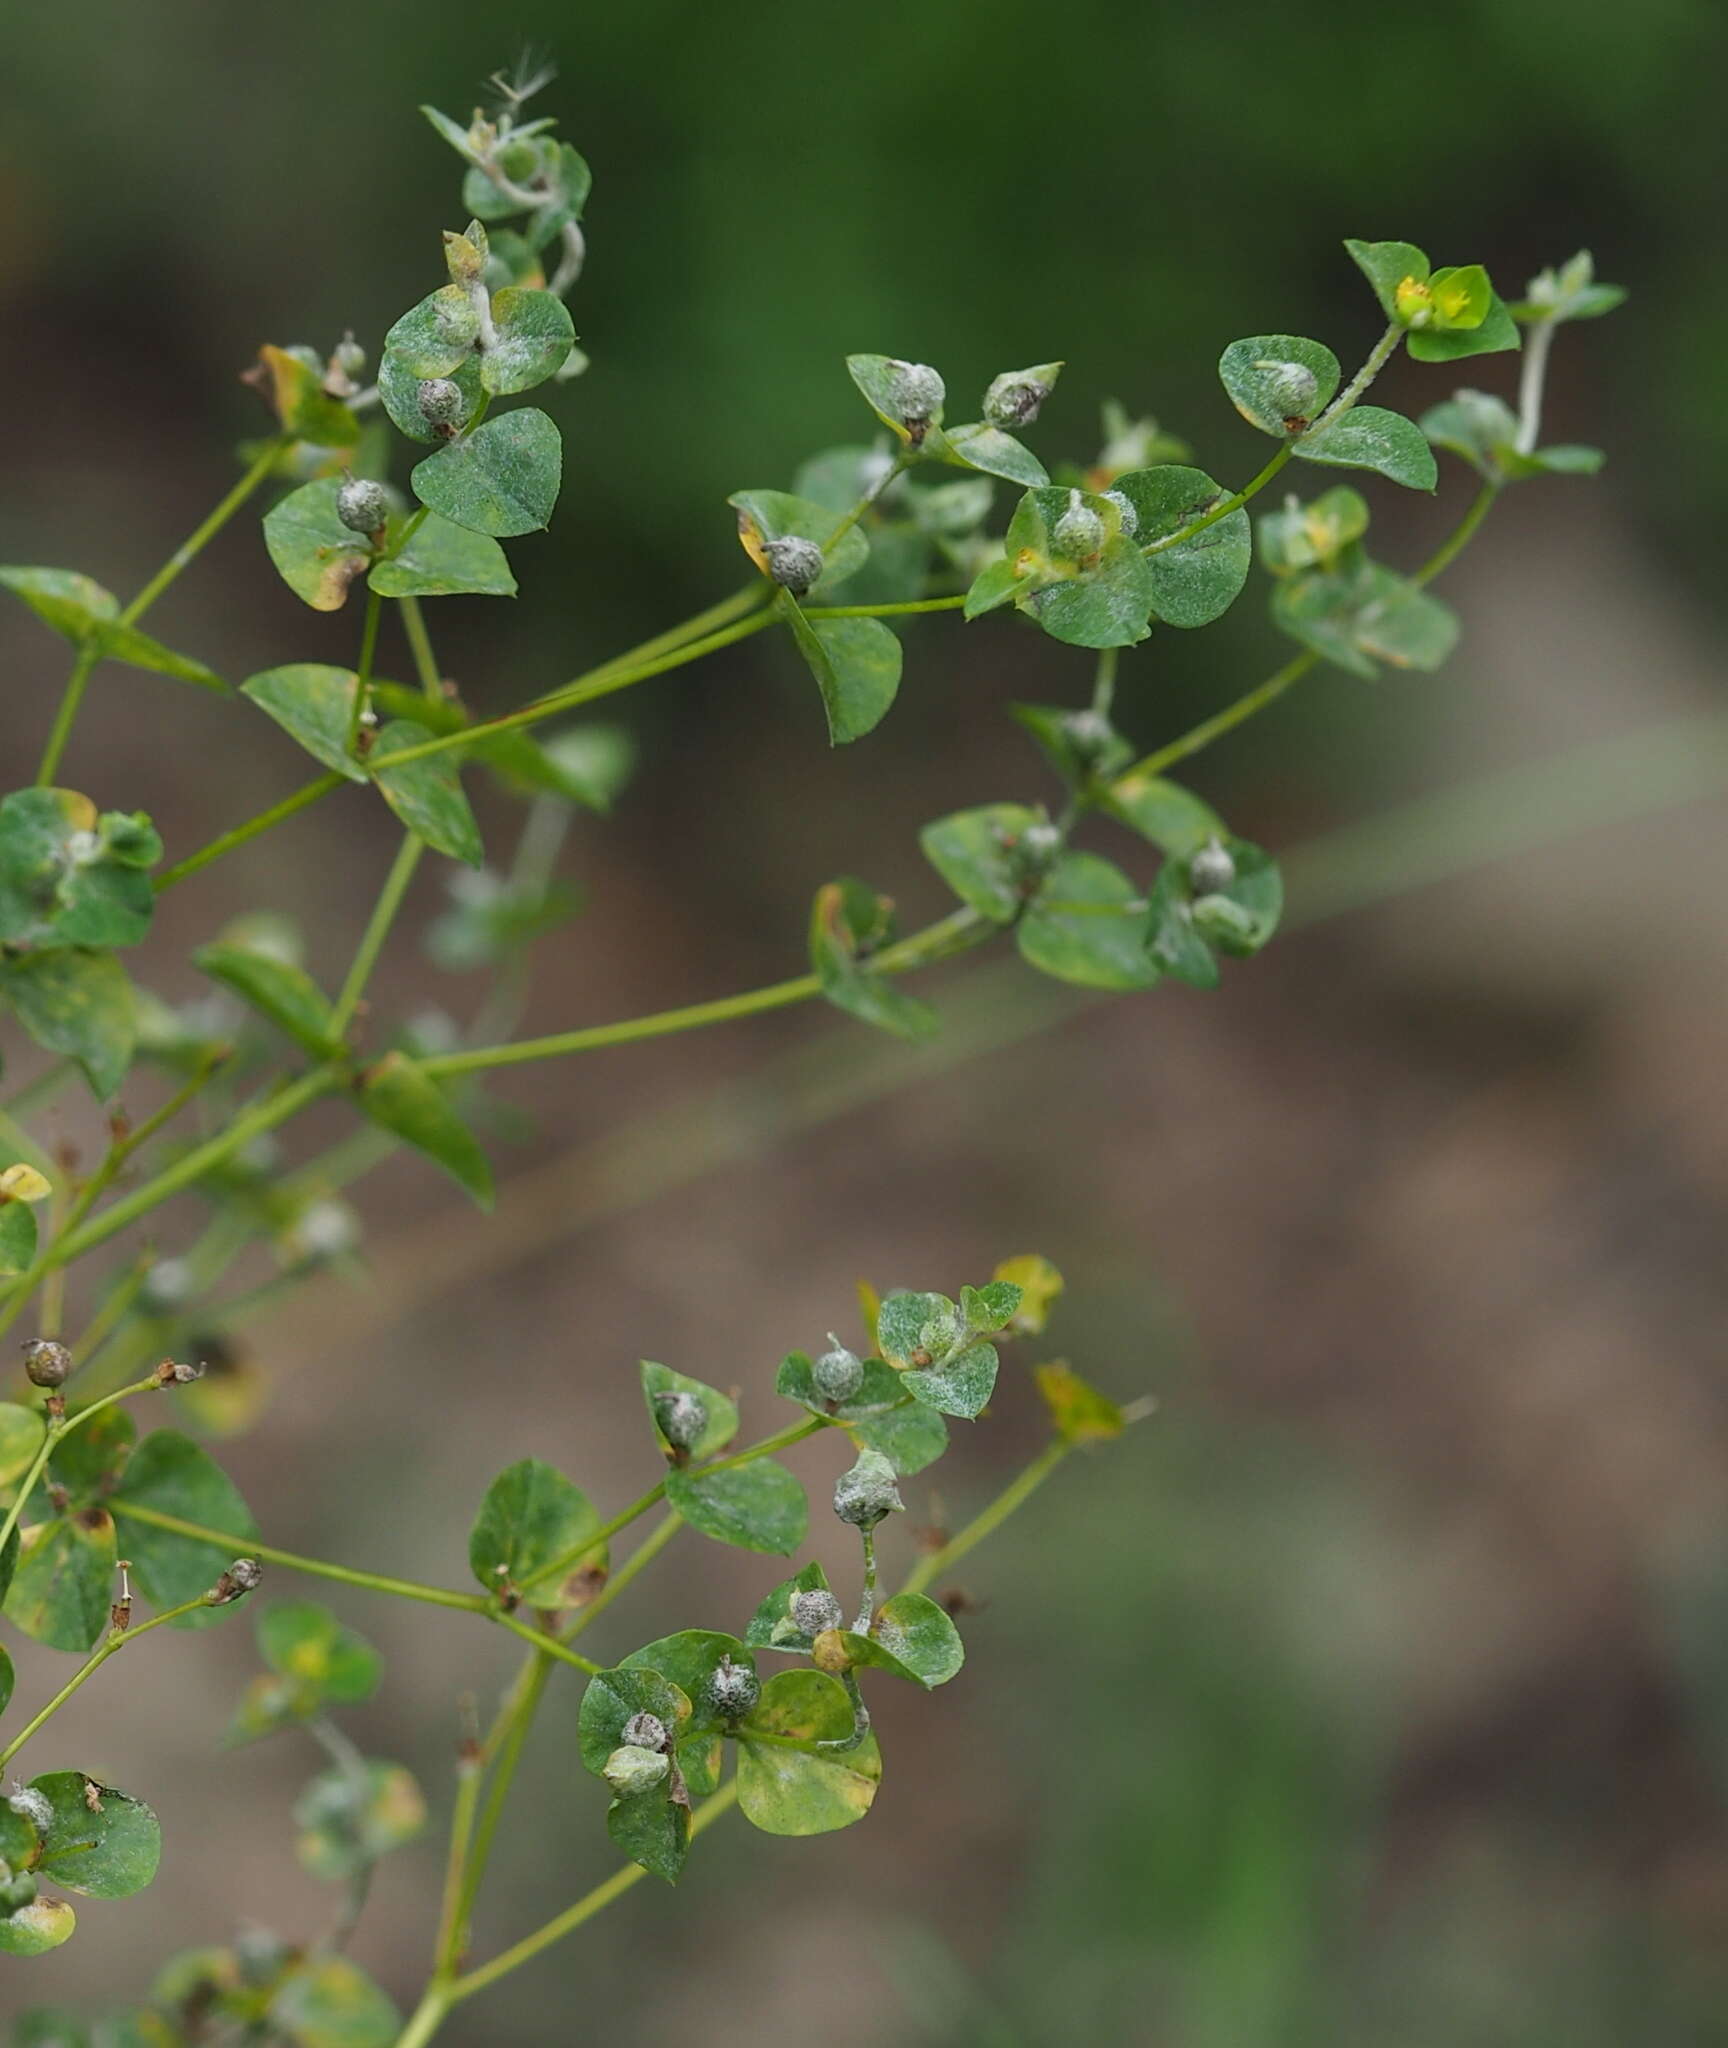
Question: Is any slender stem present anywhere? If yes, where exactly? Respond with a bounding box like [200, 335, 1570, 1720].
[557, 1510, 683, 1642]
[61, 1049, 230, 1240]
[899, 1440, 1073, 1598]
[855, 1525, 878, 1634]
[431, 1739, 487, 1981]
[1312, 320, 1402, 431]
[1118, 652, 1316, 787]
[35, 646, 101, 786]
[70, 1254, 154, 1367]
[417, 908, 987, 1080]
[801, 595, 967, 619]
[331, 834, 425, 1037]
[34, 437, 287, 785]
[155, 773, 348, 894]
[1091, 647, 1118, 720]
[120, 436, 289, 626]
[347, 587, 385, 751]
[45, 1067, 338, 1268]
[1515, 316, 1557, 456]
[574, 584, 766, 686]
[0, 1588, 224, 1768]
[449, 1784, 742, 2007]
[107, 1499, 489, 1613]
[489, 1609, 603, 1674]
[397, 595, 446, 701]
[1413, 481, 1499, 587]
[450, 1649, 553, 1963]
[375, 611, 778, 772]
[520, 1415, 824, 1597]
[819, 454, 908, 553]
[0, 1373, 164, 1569]
[1143, 443, 1292, 558]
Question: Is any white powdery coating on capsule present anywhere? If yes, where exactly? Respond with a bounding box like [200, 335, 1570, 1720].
[7, 1785, 52, 1833]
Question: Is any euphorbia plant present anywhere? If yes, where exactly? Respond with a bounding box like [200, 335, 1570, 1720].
[0, 58, 1620, 2046]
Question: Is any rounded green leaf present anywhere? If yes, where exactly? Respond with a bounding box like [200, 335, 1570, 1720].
[0, 946, 137, 1100]
[0, 1894, 76, 1955]
[295, 1760, 425, 1880]
[620, 1630, 754, 1771]
[1219, 335, 1341, 436]
[852, 1401, 949, 1476]
[262, 480, 373, 612]
[736, 1669, 882, 1836]
[357, 1051, 493, 1204]
[383, 287, 481, 378]
[743, 1561, 836, 1654]
[1102, 772, 1224, 859]
[258, 1601, 383, 1705]
[481, 287, 577, 395]
[0, 1198, 37, 1283]
[193, 942, 336, 1057]
[368, 515, 516, 599]
[241, 665, 368, 781]
[941, 421, 1047, 487]
[0, 565, 119, 643]
[1016, 850, 1158, 992]
[605, 1773, 690, 1885]
[839, 1591, 963, 1688]
[470, 1458, 605, 1604]
[411, 410, 561, 537]
[4, 1510, 117, 1650]
[577, 1666, 692, 1776]
[728, 489, 869, 590]
[0, 790, 160, 952]
[0, 1403, 46, 1489]
[666, 1458, 807, 1556]
[902, 1340, 999, 1420]
[919, 803, 1043, 923]
[268, 1956, 400, 2048]
[1147, 835, 1283, 989]
[378, 347, 483, 445]
[29, 1773, 160, 1898]
[369, 719, 485, 866]
[1115, 465, 1253, 627]
[1406, 294, 1521, 362]
[1296, 406, 1437, 491]
[111, 1430, 258, 1628]
[779, 602, 902, 745]
[639, 1362, 739, 1462]
[1343, 237, 1430, 319]
[808, 874, 936, 1041]
[1272, 558, 1458, 675]
[775, 1351, 908, 1422]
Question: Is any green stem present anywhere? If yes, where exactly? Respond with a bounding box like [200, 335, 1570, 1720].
[34, 436, 287, 786]
[331, 834, 425, 1037]
[449, 1649, 553, 1964]
[552, 1510, 683, 1647]
[376, 610, 778, 773]
[347, 587, 385, 752]
[488, 1609, 602, 1674]
[1091, 646, 1118, 720]
[447, 1784, 741, 2008]
[574, 584, 766, 685]
[154, 773, 348, 894]
[801, 595, 967, 619]
[120, 437, 289, 626]
[1143, 443, 1292, 558]
[0, 1373, 164, 1571]
[1120, 652, 1316, 786]
[1311, 320, 1402, 431]
[0, 1587, 224, 1769]
[70, 1254, 154, 1368]
[1413, 481, 1499, 587]
[431, 1737, 487, 1981]
[105, 1498, 489, 1613]
[397, 595, 445, 701]
[520, 1416, 824, 1599]
[417, 909, 987, 1080]
[899, 1440, 1073, 1599]
[35, 646, 100, 786]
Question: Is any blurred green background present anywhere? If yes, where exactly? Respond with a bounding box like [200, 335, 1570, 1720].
[4, 0, 1728, 2041]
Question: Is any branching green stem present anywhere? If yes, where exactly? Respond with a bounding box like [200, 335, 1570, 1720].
[899, 1440, 1072, 1597]
[331, 834, 425, 1037]
[155, 774, 348, 894]
[0, 1372, 166, 1569]
[0, 1587, 228, 1768]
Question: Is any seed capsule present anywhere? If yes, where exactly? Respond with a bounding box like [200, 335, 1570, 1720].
[1050, 490, 1105, 563]
[983, 372, 1049, 431]
[22, 1338, 71, 1389]
[791, 1586, 844, 1636]
[336, 477, 390, 535]
[833, 1448, 904, 1528]
[1257, 359, 1320, 419]
[207, 1557, 263, 1605]
[701, 1654, 761, 1721]
[812, 1337, 864, 1404]
[620, 1710, 669, 1752]
[416, 377, 467, 429]
[603, 1744, 671, 1798]
[1191, 893, 1259, 950]
[1187, 837, 1237, 895]
[886, 358, 945, 429]
[762, 534, 825, 595]
[654, 1390, 708, 1453]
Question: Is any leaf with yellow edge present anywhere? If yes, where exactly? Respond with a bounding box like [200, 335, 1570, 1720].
[1035, 1361, 1124, 1444]
[993, 1254, 1064, 1335]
